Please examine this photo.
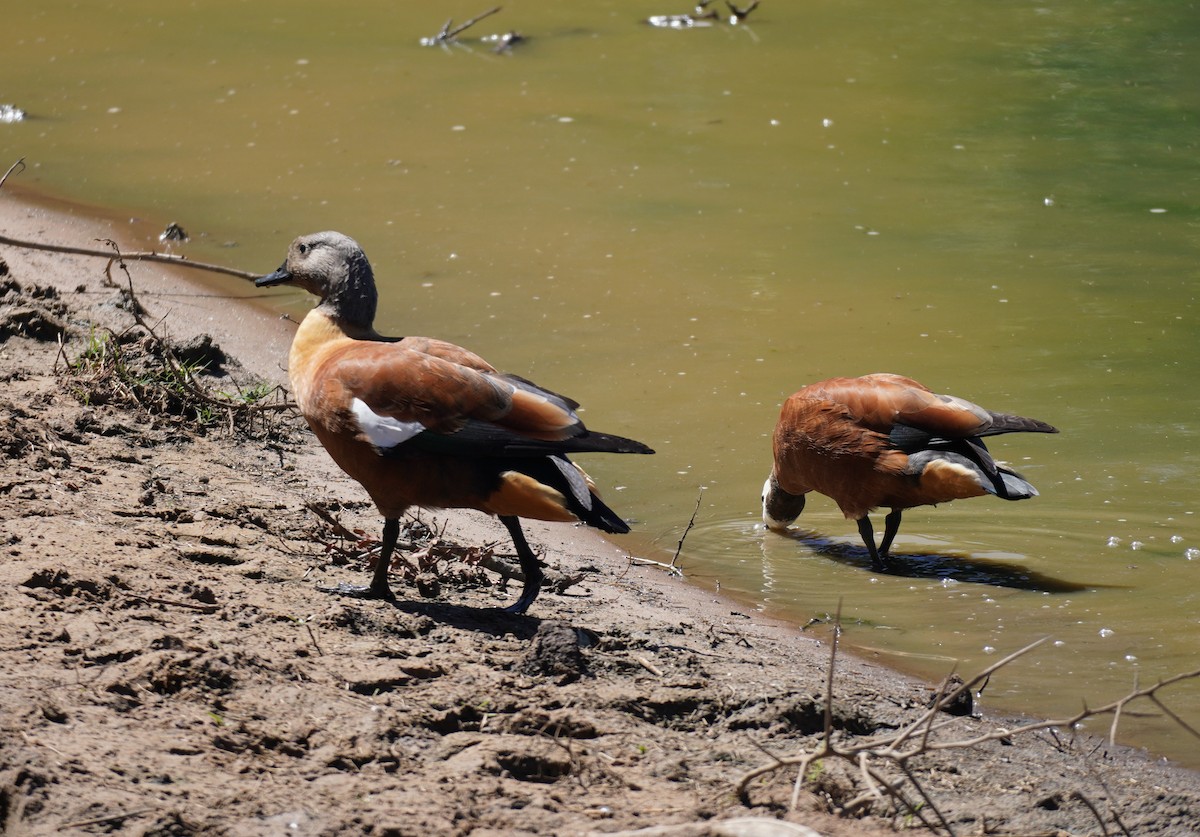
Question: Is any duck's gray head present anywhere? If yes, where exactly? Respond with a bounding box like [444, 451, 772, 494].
[257, 231, 377, 329]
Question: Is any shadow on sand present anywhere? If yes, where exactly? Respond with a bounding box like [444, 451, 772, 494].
[381, 597, 543, 638]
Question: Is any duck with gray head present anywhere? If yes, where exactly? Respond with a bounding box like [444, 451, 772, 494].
[258, 231, 653, 614]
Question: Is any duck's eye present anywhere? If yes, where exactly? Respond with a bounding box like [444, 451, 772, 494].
[297, 243, 309, 255]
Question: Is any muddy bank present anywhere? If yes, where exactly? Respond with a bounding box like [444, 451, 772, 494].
[2, 192, 1199, 836]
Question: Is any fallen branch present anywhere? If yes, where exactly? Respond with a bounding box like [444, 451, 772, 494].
[0, 156, 260, 282]
[645, 0, 761, 29]
[0, 232, 261, 282]
[478, 553, 584, 595]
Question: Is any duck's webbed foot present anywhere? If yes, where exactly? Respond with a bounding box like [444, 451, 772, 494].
[317, 580, 396, 601]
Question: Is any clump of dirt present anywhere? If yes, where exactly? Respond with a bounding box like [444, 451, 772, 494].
[520, 620, 589, 683]
[0, 276, 67, 341]
[1, 253, 1199, 836]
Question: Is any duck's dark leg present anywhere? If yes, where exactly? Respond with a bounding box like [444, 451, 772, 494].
[367, 518, 400, 598]
[878, 509, 903, 558]
[319, 517, 398, 601]
[499, 515, 544, 614]
[856, 516, 886, 569]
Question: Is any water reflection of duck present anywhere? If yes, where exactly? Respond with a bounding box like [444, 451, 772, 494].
[257, 231, 653, 614]
[762, 373, 1057, 568]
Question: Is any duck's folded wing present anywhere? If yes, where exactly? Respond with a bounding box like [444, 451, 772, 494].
[890, 390, 992, 438]
[391, 336, 497, 373]
[892, 392, 1056, 445]
[326, 344, 590, 456]
[813, 376, 989, 439]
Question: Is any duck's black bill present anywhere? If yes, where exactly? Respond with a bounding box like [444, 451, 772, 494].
[256, 263, 292, 287]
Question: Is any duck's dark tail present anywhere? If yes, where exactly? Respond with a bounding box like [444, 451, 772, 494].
[503, 454, 632, 533]
[982, 412, 1059, 437]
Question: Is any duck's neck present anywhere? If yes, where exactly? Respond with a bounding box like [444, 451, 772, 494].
[287, 309, 377, 401]
[319, 248, 378, 331]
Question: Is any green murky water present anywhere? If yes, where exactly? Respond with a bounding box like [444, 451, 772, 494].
[5, 0, 1200, 766]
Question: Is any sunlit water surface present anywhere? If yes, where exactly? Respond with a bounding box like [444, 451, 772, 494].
[5, 0, 1199, 766]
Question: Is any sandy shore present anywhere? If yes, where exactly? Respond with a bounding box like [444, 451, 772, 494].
[2, 187, 1199, 836]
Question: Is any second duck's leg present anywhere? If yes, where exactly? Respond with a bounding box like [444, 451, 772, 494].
[856, 516, 885, 568]
[878, 509, 903, 558]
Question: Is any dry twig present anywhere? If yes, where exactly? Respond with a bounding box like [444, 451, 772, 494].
[303, 507, 518, 593]
[61, 809, 155, 829]
[420, 7, 502, 46]
[627, 487, 705, 578]
[0, 157, 25, 190]
[736, 626, 1200, 835]
[671, 487, 704, 569]
[124, 593, 219, 614]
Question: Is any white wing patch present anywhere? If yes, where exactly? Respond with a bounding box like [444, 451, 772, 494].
[351, 398, 425, 450]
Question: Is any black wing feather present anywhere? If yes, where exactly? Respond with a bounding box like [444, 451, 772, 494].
[392, 419, 652, 458]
